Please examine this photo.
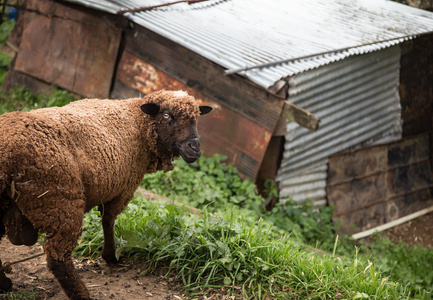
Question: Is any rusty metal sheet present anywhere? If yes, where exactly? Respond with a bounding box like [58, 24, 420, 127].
[115, 50, 272, 179]
[13, 0, 121, 98]
[327, 134, 433, 234]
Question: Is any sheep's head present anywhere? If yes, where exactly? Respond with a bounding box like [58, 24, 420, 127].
[141, 90, 212, 168]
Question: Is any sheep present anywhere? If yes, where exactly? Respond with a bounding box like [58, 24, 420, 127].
[0, 90, 212, 300]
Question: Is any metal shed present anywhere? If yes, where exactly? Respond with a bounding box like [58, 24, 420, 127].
[4, 0, 433, 235]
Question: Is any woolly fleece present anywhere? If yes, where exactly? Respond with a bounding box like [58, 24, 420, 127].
[0, 90, 206, 299]
[0, 90, 201, 258]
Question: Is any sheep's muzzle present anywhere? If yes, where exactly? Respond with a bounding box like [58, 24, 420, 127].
[177, 138, 201, 163]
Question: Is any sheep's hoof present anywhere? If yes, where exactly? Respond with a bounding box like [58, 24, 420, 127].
[0, 276, 12, 293]
[102, 253, 119, 265]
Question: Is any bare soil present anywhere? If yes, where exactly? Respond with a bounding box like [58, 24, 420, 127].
[0, 239, 185, 300]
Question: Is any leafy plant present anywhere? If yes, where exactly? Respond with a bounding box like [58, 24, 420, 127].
[74, 209, 104, 258]
[0, 51, 11, 67]
[142, 154, 264, 215]
[0, 17, 14, 84]
[142, 155, 342, 247]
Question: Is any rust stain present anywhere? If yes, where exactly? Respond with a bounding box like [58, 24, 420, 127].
[132, 60, 160, 94]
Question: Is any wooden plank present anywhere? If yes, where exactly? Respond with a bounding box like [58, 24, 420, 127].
[123, 25, 285, 133]
[256, 136, 284, 198]
[335, 187, 433, 235]
[114, 50, 272, 179]
[111, 79, 142, 99]
[327, 134, 433, 234]
[328, 172, 387, 217]
[387, 134, 430, 167]
[13, 0, 121, 98]
[281, 100, 320, 131]
[327, 144, 388, 184]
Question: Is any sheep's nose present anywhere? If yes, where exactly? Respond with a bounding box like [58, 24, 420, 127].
[188, 139, 200, 152]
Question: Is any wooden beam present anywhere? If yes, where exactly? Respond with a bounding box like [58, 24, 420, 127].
[281, 100, 320, 131]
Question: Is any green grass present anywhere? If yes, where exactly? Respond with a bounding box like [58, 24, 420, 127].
[0, 18, 15, 47]
[1, 291, 37, 300]
[359, 235, 433, 298]
[0, 87, 78, 114]
[77, 197, 412, 299]
[0, 18, 14, 87]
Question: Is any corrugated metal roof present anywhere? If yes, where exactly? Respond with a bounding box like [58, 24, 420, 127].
[276, 46, 402, 204]
[64, 0, 433, 90]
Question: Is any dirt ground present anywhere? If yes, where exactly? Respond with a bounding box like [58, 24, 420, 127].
[0, 212, 431, 300]
[0, 240, 186, 300]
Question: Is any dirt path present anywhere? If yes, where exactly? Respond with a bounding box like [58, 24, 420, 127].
[0, 239, 185, 300]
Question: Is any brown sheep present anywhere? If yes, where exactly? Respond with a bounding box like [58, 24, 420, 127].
[0, 90, 212, 299]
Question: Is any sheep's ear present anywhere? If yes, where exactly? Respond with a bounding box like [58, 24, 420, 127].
[199, 106, 212, 115]
[141, 103, 160, 116]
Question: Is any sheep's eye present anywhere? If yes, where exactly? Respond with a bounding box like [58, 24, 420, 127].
[163, 113, 170, 119]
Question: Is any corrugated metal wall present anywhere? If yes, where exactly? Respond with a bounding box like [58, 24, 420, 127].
[276, 46, 403, 205]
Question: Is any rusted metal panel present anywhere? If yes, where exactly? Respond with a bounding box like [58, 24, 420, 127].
[115, 50, 272, 179]
[13, 0, 121, 98]
[116, 50, 186, 95]
[327, 134, 433, 234]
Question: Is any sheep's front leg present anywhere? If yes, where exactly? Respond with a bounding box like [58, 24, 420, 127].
[99, 194, 133, 264]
